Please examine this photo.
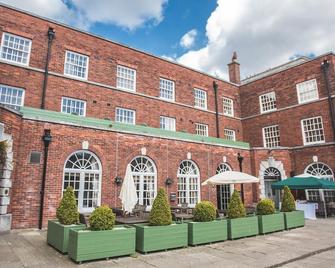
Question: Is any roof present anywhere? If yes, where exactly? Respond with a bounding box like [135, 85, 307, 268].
[20, 106, 250, 149]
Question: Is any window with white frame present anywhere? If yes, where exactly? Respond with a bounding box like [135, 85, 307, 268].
[194, 88, 207, 109]
[64, 51, 89, 79]
[0, 32, 32, 65]
[0, 84, 24, 110]
[259, 91, 277, 113]
[296, 79, 318, 104]
[160, 116, 176, 131]
[195, 123, 208, 136]
[224, 129, 236, 141]
[305, 162, 334, 181]
[159, 78, 175, 101]
[301, 117, 325, 145]
[262, 125, 280, 148]
[223, 97, 234, 116]
[61, 97, 86, 116]
[115, 107, 135, 124]
[116, 65, 136, 91]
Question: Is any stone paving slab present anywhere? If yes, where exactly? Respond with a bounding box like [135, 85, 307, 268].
[0, 218, 334, 268]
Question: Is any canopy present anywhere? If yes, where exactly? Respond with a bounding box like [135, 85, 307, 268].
[119, 164, 138, 213]
[271, 175, 335, 190]
[202, 171, 259, 186]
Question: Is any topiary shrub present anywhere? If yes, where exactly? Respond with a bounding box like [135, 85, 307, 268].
[227, 190, 246, 219]
[56, 186, 79, 225]
[193, 201, 216, 222]
[281, 186, 296, 212]
[89, 205, 116, 231]
[256, 198, 275, 215]
[149, 188, 172, 226]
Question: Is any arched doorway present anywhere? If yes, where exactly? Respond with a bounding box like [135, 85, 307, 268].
[264, 167, 281, 206]
[130, 156, 157, 208]
[177, 160, 200, 207]
[63, 150, 102, 213]
[216, 163, 232, 211]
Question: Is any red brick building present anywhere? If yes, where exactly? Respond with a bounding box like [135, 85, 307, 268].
[0, 5, 334, 230]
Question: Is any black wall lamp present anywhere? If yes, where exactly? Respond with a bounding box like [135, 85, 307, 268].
[114, 176, 123, 186]
[165, 177, 174, 186]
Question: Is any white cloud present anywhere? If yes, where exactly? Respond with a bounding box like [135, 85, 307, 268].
[1, 0, 168, 30]
[177, 0, 335, 79]
[180, 29, 197, 49]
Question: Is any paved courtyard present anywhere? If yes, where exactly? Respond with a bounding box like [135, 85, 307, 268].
[0, 219, 334, 268]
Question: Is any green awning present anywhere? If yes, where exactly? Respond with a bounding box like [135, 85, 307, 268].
[271, 176, 335, 190]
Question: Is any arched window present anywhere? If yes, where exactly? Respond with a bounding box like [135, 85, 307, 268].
[216, 163, 232, 173]
[305, 162, 334, 181]
[63, 150, 102, 213]
[263, 167, 281, 206]
[130, 156, 157, 207]
[216, 163, 232, 211]
[177, 160, 200, 207]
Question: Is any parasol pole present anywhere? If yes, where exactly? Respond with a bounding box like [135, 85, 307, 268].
[320, 189, 327, 219]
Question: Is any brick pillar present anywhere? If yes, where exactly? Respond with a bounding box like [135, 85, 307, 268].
[228, 52, 241, 84]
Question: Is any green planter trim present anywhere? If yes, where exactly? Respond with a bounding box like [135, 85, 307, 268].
[228, 216, 259, 240]
[258, 213, 285, 234]
[134, 223, 188, 253]
[68, 225, 135, 262]
[284, 210, 305, 230]
[188, 219, 227, 245]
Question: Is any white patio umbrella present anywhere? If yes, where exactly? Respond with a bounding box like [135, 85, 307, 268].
[202, 171, 259, 186]
[119, 164, 138, 214]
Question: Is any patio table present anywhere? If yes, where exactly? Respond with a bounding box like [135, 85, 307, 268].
[116, 216, 149, 224]
[174, 213, 194, 223]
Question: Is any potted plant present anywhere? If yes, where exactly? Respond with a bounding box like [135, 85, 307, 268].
[47, 187, 85, 253]
[188, 201, 227, 246]
[227, 190, 259, 240]
[257, 198, 285, 234]
[134, 188, 188, 253]
[68, 205, 135, 263]
[281, 186, 304, 229]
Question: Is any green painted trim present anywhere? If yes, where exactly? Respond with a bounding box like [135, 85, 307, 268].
[188, 219, 227, 245]
[228, 216, 259, 239]
[68, 226, 136, 262]
[20, 106, 250, 149]
[258, 213, 285, 234]
[134, 223, 188, 253]
[47, 220, 86, 254]
[284, 210, 305, 230]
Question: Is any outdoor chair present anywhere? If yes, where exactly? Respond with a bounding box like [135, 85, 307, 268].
[79, 213, 91, 228]
[133, 204, 147, 218]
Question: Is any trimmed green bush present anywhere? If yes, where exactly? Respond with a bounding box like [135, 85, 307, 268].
[193, 201, 216, 222]
[56, 187, 79, 225]
[149, 188, 172, 226]
[89, 205, 116, 231]
[281, 186, 296, 212]
[256, 198, 275, 215]
[227, 190, 246, 219]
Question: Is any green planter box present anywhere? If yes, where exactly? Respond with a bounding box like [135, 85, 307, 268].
[284, 210, 305, 230]
[258, 213, 285, 234]
[68, 225, 135, 262]
[134, 223, 188, 253]
[47, 220, 86, 253]
[188, 219, 227, 246]
[228, 216, 259, 240]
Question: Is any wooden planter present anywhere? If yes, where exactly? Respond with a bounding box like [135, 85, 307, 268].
[68, 225, 135, 262]
[47, 220, 86, 253]
[134, 223, 188, 253]
[188, 219, 227, 246]
[258, 213, 285, 234]
[228, 216, 259, 240]
[284, 210, 305, 230]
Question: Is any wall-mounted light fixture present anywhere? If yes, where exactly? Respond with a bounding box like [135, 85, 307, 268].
[114, 176, 123, 186]
[165, 177, 174, 186]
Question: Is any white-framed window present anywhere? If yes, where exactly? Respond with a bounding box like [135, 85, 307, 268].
[301, 116, 325, 145]
[223, 97, 234, 117]
[0, 32, 32, 65]
[224, 129, 236, 141]
[195, 123, 208, 136]
[262, 125, 280, 148]
[61, 97, 86, 116]
[116, 65, 136, 91]
[159, 78, 175, 101]
[115, 107, 135, 124]
[177, 160, 200, 207]
[305, 162, 334, 181]
[216, 163, 233, 210]
[64, 50, 89, 79]
[160, 116, 176, 131]
[296, 79, 318, 104]
[194, 88, 207, 109]
[0, 84, 24, 110]
[259, 91, 277, 113]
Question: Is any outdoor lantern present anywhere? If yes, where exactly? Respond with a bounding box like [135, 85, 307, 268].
[114, 176, 123, 185]
[165, 177, 174, 186]
[42, 129, 52, 148]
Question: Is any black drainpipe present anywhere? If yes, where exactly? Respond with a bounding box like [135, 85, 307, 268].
[41, 27, 55, 109]
[39, 129, 52, 229]
[321, 60, 335, 141]
[213, 81, 220, 138]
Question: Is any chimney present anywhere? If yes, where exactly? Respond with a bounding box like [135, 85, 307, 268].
[228, 52, 241, 84]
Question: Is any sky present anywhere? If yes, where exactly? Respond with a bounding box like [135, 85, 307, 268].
[1, 0, 335, 80]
